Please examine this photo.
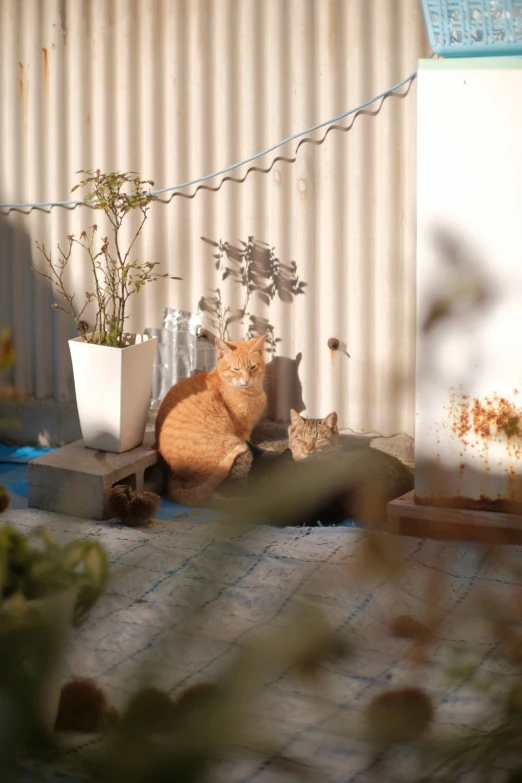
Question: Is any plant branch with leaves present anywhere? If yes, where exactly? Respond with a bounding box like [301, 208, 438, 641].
[34, 170, 180, 348]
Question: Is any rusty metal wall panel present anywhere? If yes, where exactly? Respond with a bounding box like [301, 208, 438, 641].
[0, 0, 429, 433]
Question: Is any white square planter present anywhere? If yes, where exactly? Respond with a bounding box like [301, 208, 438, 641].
[69, 334, 157, 453]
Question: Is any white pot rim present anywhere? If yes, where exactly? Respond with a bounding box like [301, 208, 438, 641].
[69, 332, 158, 350]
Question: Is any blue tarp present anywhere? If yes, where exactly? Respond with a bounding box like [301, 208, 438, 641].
[0, 445, 358, 527]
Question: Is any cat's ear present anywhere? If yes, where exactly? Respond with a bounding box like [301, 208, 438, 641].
[248, 334, 266, 354]
[322, 412, 338, 432]
[215, 338, 234, 359]
[289, 409, 304, 429]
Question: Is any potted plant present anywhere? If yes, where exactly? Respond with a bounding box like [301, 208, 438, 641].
[34, 170, 179, 453]
[0, 523, 109, 735]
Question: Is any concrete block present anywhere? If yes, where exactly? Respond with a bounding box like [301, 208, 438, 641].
[27, 432, 164, 521]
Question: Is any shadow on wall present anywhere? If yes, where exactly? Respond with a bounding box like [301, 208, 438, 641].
[264, 352, 305, 421]
[419, 226, 498, 393]
[0, 208, 81, 446]
[199, 236, 307, 421]
[199, 236, 307, 356]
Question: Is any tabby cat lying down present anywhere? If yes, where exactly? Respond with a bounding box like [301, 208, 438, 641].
[218, 411, 414, 526]
[221, 408, 340, 488]
[253, 409, 339, 458]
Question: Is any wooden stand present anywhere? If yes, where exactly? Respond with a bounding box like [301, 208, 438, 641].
[387, 491, 522, 545]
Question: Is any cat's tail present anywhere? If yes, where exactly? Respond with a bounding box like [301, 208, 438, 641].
[166, 443, 249, 507]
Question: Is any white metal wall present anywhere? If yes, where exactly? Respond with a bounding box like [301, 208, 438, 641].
[0, 0, 429, 435]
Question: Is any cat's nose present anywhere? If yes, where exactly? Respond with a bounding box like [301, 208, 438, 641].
[239, 378, 249, 387]
[305, 441, 313, 453]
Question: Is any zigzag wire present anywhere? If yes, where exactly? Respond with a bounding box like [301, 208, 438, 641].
[0, 75, 415, 216]
[155, 76, 416, 203]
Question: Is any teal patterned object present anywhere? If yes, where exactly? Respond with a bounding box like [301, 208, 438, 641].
[421, 0, 522, 57]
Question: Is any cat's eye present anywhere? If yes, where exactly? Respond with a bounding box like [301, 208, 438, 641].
[249, 364, 257, 371]
[232, 366, 240, 372]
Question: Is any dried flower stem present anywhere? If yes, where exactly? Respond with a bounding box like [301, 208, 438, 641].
[34, 170, 180, 348]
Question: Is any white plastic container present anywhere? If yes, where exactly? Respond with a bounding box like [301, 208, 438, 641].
[415, 58, 522, 514]
[69, 334, 157, 453]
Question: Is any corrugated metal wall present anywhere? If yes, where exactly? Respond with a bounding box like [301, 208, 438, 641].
[0, 0, 429, 436]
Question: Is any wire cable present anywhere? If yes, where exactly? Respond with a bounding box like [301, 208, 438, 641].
[0, 69, 417, 215]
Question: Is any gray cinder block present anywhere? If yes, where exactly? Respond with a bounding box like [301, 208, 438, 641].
[27, 432, 164, 520]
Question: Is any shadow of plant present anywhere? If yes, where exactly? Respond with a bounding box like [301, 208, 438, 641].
[198, 237, 307, 354]
[422, 228, 496, 335]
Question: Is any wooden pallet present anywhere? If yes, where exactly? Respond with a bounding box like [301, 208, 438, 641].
[387, 491, 522, 545]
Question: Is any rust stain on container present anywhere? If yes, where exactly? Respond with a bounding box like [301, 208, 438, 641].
[440, 389, 522, 509]
[446, 389, 522, 457]
[19, 61, 24, 99]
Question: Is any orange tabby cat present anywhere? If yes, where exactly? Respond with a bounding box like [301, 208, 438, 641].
[155, 335, 267, 505]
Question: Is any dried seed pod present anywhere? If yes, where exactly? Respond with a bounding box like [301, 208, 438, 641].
[109, 485, 159, 527]
[366, 687, 434, 743]
[389, 615, 431, 642]
[55, 680, 117, 733]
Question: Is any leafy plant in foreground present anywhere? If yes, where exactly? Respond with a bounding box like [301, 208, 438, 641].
[0, 523, 109, 626]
